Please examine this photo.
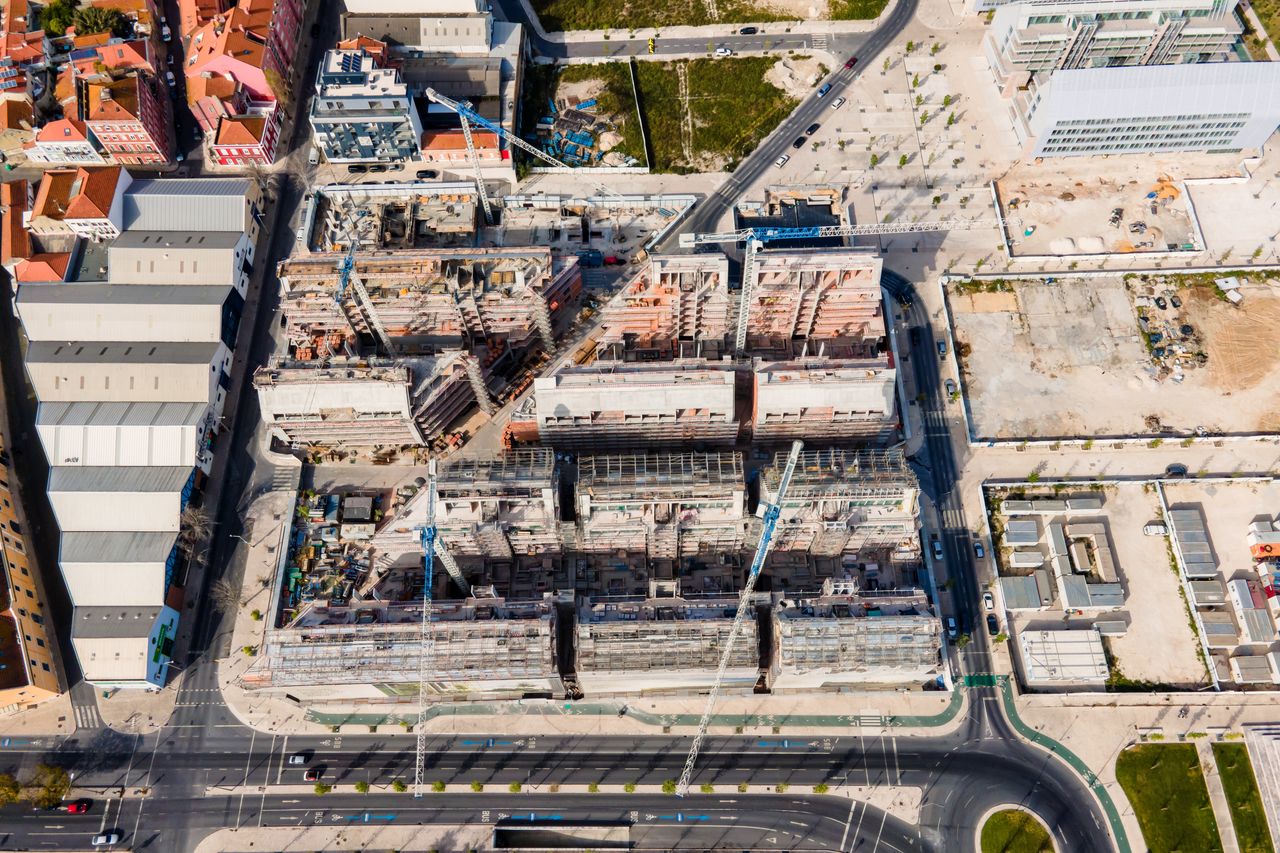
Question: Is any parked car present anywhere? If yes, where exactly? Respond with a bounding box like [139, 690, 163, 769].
[65, 799, 92, 814]
[91, 833, 120, 847]
[945, 617, 958, 640]
[603, 256, 624, 265]
[1170, 294, 1182, 309]
[416, 169, 439, 179]
[739, 26, 758, 34]
[986, 614, 999, 636]
[288, 752, 308, 766]
[944, 378, 956, 396]
[844, 55, 858, 68]
[774, 154, 790, 168]
[931, 538, 944, 563]
[791, 136, 806, 149]
[161, 23, 171, 41]
[307, 147, 319, 166]
[165, 71, 175, 88]
[816, 83, 832, 98]
[1165, 463, 1188, 478]
[714, 47, 733, 57]
[1154, 296, 1168, 310]
[303, 768, 321, 782]
[805, 122, 821, 135]
[974, 541, 985, 559]
[1143, 522, 1169, 536]
[982, 591, 994, 611]
[937, 339, 947, 359]
[369, 164, 388, 173]
[831, 97, 846, 110]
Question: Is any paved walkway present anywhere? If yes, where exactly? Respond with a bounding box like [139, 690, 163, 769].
[1195, 737, 1240, 853]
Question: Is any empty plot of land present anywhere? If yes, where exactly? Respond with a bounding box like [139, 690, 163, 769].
[952, 276, 1280, 439]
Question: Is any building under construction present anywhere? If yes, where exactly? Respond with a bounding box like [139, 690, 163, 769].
[753, 358, 898, 444]
[531, 363, 739, 449]
[253, 356, 481, 448]
[300, 182, 481, 253]
[771, 579, 941, 690]
[762, 448, 920, 558]
[276, 248, 581, 358]
[594, 254, 732, 362]
[575, 452, 749, 567]
[248, 592, 563, 702]
[572, 582, 764, 696]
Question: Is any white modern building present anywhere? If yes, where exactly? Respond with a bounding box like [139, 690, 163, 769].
[310, 48, 423, 164]
[15, 178, 257, 689]
[985, 0, 1243, 90]
[1012, 62, 1280, 157]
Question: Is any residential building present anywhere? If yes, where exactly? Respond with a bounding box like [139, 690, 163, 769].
[0, 435, 65, 714]
[81, 75, 172, 165]
[28, 167, 131, 241]
[0, 97, 32, 159]
[985, 0, 1243, 91]
[208, 103, 280, 166]
[309, 47, 423, 163]
[1012, 62, 1280, 157]
[0, 179, 29, 269]
[595, 254, 732, 362]
[25, 118, 106, 165]
[752, 358, 898, 443]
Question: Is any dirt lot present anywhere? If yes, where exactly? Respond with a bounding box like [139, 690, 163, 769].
[992, 483, 1208, 689]
[952, 275, 1280, 439]
[996, 170, 1196, 257]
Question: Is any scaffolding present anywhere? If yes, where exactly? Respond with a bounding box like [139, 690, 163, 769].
[595, 255, 732, 361]
[577, 452, 743, 498]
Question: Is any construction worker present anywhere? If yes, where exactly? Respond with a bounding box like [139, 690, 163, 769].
[648, 38, 656, 54]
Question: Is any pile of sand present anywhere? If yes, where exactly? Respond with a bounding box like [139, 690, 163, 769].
[1048, 237, 1076, 255]
[765, 56, 827, 100]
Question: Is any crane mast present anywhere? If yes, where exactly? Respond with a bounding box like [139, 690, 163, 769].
[676, 440, 804, 797]
[412, 461, 440, 798]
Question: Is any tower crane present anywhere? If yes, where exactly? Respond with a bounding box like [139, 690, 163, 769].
[676, 439, 804, 797]
[422, 88, 628, 209]
[411, 460, 470, 796]
[680, 217, 1011, 358]
[334, 209, 396, 356]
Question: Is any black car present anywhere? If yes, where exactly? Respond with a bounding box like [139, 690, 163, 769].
[416, 169, 438, 179]
[986, 614, 999, 636]
[369, 164, 389, 173]
[1154, 296, 1168, 310]
[792, 136, 806, 149]
[1165, 463, 1188, 478]
[349, 164, 368, 173]
[805, 122, 821, 135]
[739, 26, 758, 34]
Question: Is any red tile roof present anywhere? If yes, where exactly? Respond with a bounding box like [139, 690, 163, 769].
[15, 252, 70, 282]
[422, 129, 499, 151]
[31, 168, 76, 220]
[35, 117, 89, 142]
[0, 98, 32, 130]
[1, 179, 29, 264]
[214, 113, 265, 145]
[85, 76, 141, 122]
[63, 166, 122, 220]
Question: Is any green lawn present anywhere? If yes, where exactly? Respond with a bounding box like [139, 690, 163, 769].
[1212, 743, 1274, 853]
[1247, 0, 1279, 59]
[528, 0, 883, 30]
[557, 59, 799, 173]
[980, 809, 1054, 853]
[1115, 744, 1223, 853]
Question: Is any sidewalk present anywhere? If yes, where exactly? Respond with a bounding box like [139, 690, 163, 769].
[1195, 737, 1240, 853]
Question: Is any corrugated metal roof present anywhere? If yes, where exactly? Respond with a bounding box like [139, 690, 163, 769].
[38, 401, 207, 427]
[18, 284, 232, 305]
[72, 605, 162, 639]
[1038, 62, 1280, 122]
[110, 230, 245, 250]
[48, 465, 192, 492]
[1243, 609, 1276, 644]
[62, 531, 176, 563]
[1000, 576, 1041, 609]
[122, 178, 250, 233]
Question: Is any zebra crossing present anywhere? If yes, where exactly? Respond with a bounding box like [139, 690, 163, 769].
[811, 33, 829, 51]
[270, 466, 299, 493]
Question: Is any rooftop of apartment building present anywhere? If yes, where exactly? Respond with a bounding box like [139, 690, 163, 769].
[577, 452, 744, 496]
[31, 166, 123, 222]
[315, 47, 407, 98]
[762, 447, 915, 496]
[437, 449, 554, 496]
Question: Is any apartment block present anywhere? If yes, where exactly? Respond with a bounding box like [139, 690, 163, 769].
[276, 249, 580, 358]
[27, 167, 131, 241]
[253, 356, 479, 448]
[81, 74, 172, 165]
[761, 448, 921, 557]
[752, 358, 898, 443]
[986, 0, 1243, 91]
[532, 364, 739, 449]
[575, 452, 748, 560]
[573, 585, 763, 696]
[595, 254, 732, 361]
[743, 248, 885, 358]
[1012, 62, 1280, 157]
[0, 437, 64, 714]
[310, 47, 423, 164]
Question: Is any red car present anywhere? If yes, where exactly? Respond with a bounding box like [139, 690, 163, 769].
[64, 799, 91, 814]
[844, 56, 858, 69]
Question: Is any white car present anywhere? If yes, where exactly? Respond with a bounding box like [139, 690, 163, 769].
[165, 71, 176, 88]
[714, 47, 733, 57]
[1143, 522, 1168, 536]
[92, 834, 120, 848]
[161, 24, 171, 41]
[774, 154, 790, 168]
[983, 592, 994, 611]
[831, 97, 846, 110]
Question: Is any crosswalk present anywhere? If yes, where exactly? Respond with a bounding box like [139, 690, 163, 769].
[811, 34, 829, 51]
[271, 466, 299, 492]
[69, 683, 104, 731]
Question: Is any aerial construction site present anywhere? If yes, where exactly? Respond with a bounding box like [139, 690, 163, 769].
[247, 185, 942, 705]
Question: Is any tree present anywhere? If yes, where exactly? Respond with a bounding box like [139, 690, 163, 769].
[911, 73, 920, 88]
[0, 773, 18, 805]
[933, 63, 942, 73]
[930, 42, 941, 56]
[661, 779, 677, 794]
[932, 196, 942, 207]
[210, 577, 241, 613]
[314, 782, 333, 795]
[882, 57, 890, 72]
[814, 783, 830, 794]
[470, 781, 484, 792]
[40, 0, 78, 35]
[354, 780, 370, 793]
[946, 112, 957, 128]
[898, 154, 908, 168]
[73, 6, 128, 37]
[869, 153, 880, 168]
[587, 782, 600, 793]
[508, 781, 522, 793]
[915, 94, 923, 107]
[624, 782, 637, 793]
[393, 780, 409, 792]
[29, 764, 70, 810]
[699, 782, 714, 794]
[430, 780, 444, 792]
[920, 110, 929, 124]
[905, 40, 915, 53]
[942, 94, 952, 108]
[176, 505, 213, 560]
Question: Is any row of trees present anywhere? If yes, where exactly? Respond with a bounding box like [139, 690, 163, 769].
[0, 764, 71, 809]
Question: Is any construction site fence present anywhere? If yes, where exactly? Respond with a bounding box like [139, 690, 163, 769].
[529, 166, 650, 175]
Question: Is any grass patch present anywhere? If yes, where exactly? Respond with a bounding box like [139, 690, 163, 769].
[1116, 744, 1222, 853]
[558, 59, 798, 173]
[980, 809, 1053, 853]
[829, 0, 888, 19]
[1212, 743, 1274, 853]
[529, 0, 786, 31]
[1247, 0, 1279, 59]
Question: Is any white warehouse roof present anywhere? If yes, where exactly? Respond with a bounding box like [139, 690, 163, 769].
[1036, 62, 1280, 123]
[17, 284, 231, 343]
[25, 341, 225, 404]
[36, 401, 206, 468]
[122, 178, 251, 233]
[108, 231, 247, 286]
